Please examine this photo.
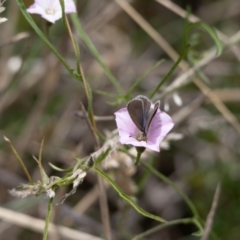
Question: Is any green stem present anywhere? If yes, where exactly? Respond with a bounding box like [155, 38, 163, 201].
[192, 218, 204, 236]
[60, 0, 81, 78]
[43, 197, 53, 240]
[135, 147, 145, 165]
[148, 45, 190, 99]
[135, 151, 141, 165]
[94, 167, 166, 223]
[16, 0, 77, 79]
[45, 22, 52, 42]
[140, 160, 199, 218]
[132, 218, 194, 240]
[127, 59, 165, 97]
[137, 156, 156, 190]
[70, 13, 124, 95]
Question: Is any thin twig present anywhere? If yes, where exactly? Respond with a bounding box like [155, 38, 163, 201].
[114, 0, 179, 62]
[75, 111, 114, 121]
[172, 94, 205, 124]
[79, 101, 100, 149]
[132, 218, 195, 240]
[156, 48, 217, 98]
[114, 0, 240, 135]
[97, 174, 112, 240]
[79, 63, 112, 240]
[157, 30, 240, 98]
[0, 32, 30, 48]
[201, 183, 221, 240]
[0, 207, 103, 240]
[73, 184, 100, 214]
[156, 0, 240, 60]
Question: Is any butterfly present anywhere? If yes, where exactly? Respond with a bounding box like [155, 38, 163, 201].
[127, 95, 160, 141]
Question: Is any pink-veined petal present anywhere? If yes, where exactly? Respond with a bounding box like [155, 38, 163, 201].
[115, 97, 174, 152]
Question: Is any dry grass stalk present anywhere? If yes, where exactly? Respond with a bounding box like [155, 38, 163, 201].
[0, 207, 103, 240]
[114, 0, 240, 135]
[201, 183, 221, 240]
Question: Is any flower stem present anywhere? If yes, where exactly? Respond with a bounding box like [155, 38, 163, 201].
[16, 0, 76, 79]
[140, 160, 199, 218]
[135, 147, 145, 165]
[140, 160, 203, 236]
[148, 44, 190, 99]
[60, 0, 81, 78]
[43, 197, 53, 240]
[132, 217, 195, 240]
[135, 152, 141, 165]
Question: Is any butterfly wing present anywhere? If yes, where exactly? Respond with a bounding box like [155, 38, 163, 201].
[145, 100, 160, 133]
[141, 96, 152, 131]
[127, 95, 151, 133]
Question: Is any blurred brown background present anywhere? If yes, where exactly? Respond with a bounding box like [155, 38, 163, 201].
[0, 0, 240, 239]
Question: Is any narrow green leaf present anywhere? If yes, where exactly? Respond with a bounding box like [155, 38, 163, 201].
[94, 90, 119, 98]
[127, 59, 165, 97]
[70, 14, 124, 95]
[192, 218, 204, 236]
[48, 162, 72, 172]
[148, 45, 190, 99]
[188, 52, 210, 84]
[132, 218, 196, 240]
[94, 148, 111, 165]
[94, 167, 166, 223]
[16, 0, 76, 78]
[140, 160, 199, 218]
[185, 22, 222, 57]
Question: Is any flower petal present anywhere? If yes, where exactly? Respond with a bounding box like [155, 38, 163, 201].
[27, 0, 76, 23]
[115, 108, 140, 145]
[147, 110, 174, 151]
[40, 12, 62, 23]
[27, 3, 46, 16]
[64, 0, 77, 13]
[115, 97, 174, 152]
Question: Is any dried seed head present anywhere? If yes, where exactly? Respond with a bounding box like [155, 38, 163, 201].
[46, 189, 55, 199]
[73, 170, 87, 188]
[9, 184, 40, 198]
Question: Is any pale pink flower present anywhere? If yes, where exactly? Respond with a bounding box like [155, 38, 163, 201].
[27, 0, 76, 24]
[115, 97, 174, 152]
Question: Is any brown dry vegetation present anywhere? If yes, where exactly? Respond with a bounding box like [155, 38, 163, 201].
[0, 0, 240, 240]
